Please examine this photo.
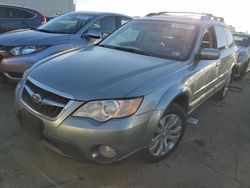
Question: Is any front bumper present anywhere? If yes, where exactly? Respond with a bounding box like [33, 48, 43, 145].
[15, 82, 162, 164]
[0, 55, 38, 81]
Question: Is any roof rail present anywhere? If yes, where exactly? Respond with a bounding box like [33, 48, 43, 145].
[146, 11, 224, 23]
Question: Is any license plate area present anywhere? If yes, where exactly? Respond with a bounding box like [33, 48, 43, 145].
[20, 110, 44, 139]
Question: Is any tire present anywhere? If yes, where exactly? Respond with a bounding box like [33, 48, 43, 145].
[145, 103, 187, 162]
[214, 71, 232, 100]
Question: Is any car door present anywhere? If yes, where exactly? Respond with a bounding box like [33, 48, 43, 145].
[214, 26, 234, 88]
[190, 26, 219, 109]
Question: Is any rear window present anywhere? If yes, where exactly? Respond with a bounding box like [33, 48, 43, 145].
[22, 10, 35, 19]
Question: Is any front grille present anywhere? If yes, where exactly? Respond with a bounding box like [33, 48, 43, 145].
[21, 78, 70, 119]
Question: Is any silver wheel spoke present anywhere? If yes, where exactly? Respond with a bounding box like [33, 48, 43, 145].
[165, 115, 179, 129]
[168, 134, 179, 143]
[169, 126, 181, 134]
[159, 117, 167, 128]
[155, 140, 164, 156]
[149, 137, 160, 151]
[152, 134, 160, 142]
[163, 139, 170, 153]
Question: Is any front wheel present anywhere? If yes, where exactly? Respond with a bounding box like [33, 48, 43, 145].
[145, 103, 187, 162]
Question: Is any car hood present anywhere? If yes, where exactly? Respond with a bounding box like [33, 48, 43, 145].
[0, 29, 70, 46]
[29, 46, 182, 101]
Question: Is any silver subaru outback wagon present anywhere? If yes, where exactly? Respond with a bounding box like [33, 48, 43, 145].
[15, 12, 237, 164]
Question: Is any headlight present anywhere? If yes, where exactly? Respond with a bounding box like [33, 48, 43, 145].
[73, 97, 143, 122]
[10, 46, 47, 56]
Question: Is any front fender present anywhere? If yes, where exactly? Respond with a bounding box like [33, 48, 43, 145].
[155, 85, 191, 110]
[140, 85, 191, 146]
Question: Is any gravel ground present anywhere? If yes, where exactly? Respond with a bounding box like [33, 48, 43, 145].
[0, 72, 250, 188]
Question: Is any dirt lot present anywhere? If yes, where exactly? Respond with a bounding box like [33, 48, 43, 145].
[0, 73, 250, 188]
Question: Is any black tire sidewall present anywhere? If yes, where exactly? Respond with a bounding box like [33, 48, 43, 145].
[215, 72, 232, 100]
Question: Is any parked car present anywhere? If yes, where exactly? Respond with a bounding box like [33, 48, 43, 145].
[15, 12, 237, 164]
[0, 11, 132, 81]
[233, 33, 250, 78]
[0, 4, 46, 33]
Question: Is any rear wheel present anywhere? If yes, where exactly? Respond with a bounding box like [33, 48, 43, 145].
[214, 72, 232, 100]
[145, 103, 186, 162]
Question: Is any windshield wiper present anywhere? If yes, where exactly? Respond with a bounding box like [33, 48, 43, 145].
[99, 44, 151, 56]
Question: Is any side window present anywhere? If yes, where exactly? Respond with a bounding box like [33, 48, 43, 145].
[214, 26, 228, 50]
[200, 27, 216, 49]
[22, 10, 35, 19]
[0, 7, 5, 18]
[224, 28, 234, 47]
[4, 8, 24, 19]
[0, 7, 8, 18]
[89, 16, 117, 35]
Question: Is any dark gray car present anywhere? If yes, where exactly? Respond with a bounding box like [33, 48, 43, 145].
[0, 11, 131, 81]
[15, 12, 237, 164]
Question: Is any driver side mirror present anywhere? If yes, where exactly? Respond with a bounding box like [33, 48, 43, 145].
[83, 29, 102, 39]
[198, 48, 221, 60]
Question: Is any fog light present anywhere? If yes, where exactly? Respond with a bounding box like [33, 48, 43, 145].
[98, 145, 116, 158]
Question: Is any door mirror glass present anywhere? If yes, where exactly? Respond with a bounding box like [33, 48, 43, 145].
[199, 48, 220, 60]
[84, 29, 102, 39]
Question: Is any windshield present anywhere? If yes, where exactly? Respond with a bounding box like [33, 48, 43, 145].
[233, 35, 249, 47]
[99, 20, 199, 60]
[37, 13, 95, 34]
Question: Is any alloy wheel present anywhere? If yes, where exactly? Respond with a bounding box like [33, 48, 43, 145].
[149, 114, 182, 157]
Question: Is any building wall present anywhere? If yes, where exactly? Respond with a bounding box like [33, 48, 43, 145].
[0, 0, 76, 17]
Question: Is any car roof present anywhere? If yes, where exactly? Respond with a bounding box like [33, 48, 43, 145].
[136, 14, 227, 28]
[71, 11, 132, 18]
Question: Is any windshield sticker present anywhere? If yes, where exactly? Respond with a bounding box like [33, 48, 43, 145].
[171, 23, 196, 30]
